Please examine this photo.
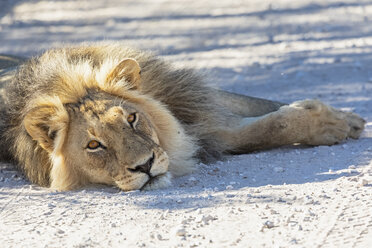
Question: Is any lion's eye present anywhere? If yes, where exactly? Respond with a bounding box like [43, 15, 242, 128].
[87, 140, 101, 150]
[127, 113, 136, 125]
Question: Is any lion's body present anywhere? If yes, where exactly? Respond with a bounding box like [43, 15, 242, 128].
[0, 43, 366, 191]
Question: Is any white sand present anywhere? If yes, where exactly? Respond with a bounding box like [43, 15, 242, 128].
[0, 0, 371, 247]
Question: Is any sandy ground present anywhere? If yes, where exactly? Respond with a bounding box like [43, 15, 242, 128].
[0, 0, 372, 247]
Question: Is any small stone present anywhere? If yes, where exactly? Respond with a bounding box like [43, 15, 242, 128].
[226, 185, 234, 190]
[157, 234, 163, 240]
[270, 209, 278, 214]
[202, 215, 215, 224]
[188, 177, 197, 182]
[111, 223, 117, 228]
[290, 239, 298, 244]
[175, 228, 187, 236]
[263, 221, 275, 229]
[274, 167, 284, 173]
[361, 179, 369, 186]
[348, 177, 358, 182]
[348, 165, 356, 169]
[176, 199, 183, 203]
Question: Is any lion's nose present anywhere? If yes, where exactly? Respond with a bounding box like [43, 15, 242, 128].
[128, 153, 155, 175]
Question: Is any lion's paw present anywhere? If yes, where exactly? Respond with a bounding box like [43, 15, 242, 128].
[289, 100, 365, 145]
[334, 109, 365, 139]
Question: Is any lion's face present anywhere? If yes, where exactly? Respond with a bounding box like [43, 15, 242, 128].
[63, 93, 171, 191]
[23, 57, 197, 191]
[22, 57, 192, 191]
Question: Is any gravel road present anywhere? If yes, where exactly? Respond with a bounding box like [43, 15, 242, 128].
[0, 0, 371, 247]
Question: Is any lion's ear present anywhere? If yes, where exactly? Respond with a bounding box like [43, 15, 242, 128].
[106, 58, 141, 90]
[24, 99, 69, 153]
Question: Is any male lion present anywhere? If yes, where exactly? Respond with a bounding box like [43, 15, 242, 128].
[0, 43, 365, 191]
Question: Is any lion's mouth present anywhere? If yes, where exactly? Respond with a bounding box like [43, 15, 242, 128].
[140, 172, 171, 191]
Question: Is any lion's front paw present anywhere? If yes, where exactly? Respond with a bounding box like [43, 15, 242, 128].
[290, 100, 365, 146]
[341, 111, 366, 139]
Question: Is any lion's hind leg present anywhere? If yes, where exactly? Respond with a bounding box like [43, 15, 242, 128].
[218, 99, 366, 154]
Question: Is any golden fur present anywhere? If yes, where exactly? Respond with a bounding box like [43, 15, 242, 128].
[0, 43, 366, 191]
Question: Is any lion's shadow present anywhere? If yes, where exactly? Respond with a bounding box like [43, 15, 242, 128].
[131, 137, 372, 210]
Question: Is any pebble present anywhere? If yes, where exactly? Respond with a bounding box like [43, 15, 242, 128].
[361, 179, 369, 186]
[175, 228, 187, 236]
[226, 185, 234, 190]
[196, 214, 216, 225]
[274, 167, 284, 173]
[202, 215, 215, 224]
[348, 165, 356, 169]
[188, 177, 197, 182]
[263, 221, 275, 229]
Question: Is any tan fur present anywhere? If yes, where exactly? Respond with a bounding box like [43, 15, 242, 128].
[0, 43, 366, 191]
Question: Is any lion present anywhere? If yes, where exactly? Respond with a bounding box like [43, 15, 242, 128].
[0, 43, 366, 191]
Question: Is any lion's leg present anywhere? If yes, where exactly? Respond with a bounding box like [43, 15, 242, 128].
[218, 99, 365, 154]
[213, 89, 286, 117]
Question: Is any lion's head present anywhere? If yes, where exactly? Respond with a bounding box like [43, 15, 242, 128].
[20, 57, 197, 191]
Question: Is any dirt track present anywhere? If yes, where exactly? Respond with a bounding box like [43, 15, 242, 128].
[0, 1, 371, 247]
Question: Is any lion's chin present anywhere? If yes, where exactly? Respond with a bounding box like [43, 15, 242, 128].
[115, 172, 172, 191]
[141, 172, 172, 191]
